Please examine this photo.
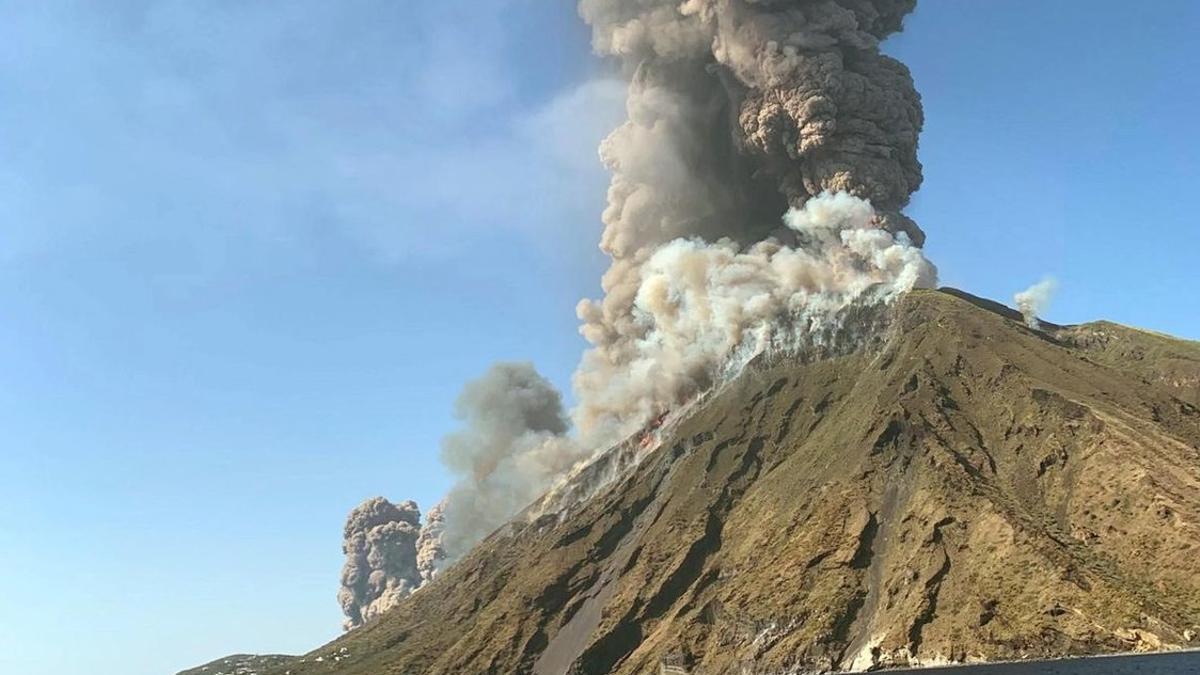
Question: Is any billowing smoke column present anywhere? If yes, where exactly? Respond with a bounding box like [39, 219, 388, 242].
[415, 500, 447, 585]
[573, 0, 932, 440]
[340, 1, 937, 628]
[337, 364, 581, 630]
[338, 497, 423, 630]
[438, 362, 586, 558]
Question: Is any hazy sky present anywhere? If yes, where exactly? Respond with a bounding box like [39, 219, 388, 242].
[1, 2, 1197, 675]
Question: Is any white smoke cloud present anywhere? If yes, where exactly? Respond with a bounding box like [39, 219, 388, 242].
[574, 192, 935, 441]
[416, 192, 934, 571]
[1015, 277, 1058, 330]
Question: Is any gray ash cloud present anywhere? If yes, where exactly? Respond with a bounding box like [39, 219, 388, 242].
[337, 497, 423, 629]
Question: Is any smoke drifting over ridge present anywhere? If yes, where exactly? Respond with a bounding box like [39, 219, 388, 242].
[339, 1, 936, 629]
[338, 364, 580, 629]
[1015, 277, 1058, 330]
[438, 362, 585, 558]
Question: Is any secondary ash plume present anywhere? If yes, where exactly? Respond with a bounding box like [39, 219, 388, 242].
[438, 362, 588, 559]
[415, 500, 447, 585]
[338, 497, 423, 630]
[573, 0, 931, 441]
[1015, 277, 1058, 330]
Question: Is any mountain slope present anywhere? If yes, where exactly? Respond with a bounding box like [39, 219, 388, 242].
[177, 653, 294, 675]
[270, 289, 1200, 674]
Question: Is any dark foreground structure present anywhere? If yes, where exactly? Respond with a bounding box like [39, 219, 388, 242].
[906, 650, 1200, 674]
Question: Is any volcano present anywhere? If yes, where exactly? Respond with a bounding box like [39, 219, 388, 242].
[261, 289, 1200, 674]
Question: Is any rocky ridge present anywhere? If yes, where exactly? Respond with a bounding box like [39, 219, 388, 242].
[262, 288, 1200, 674]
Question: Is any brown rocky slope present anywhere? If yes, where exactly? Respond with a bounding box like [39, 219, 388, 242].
[270, 289, 1200, 674]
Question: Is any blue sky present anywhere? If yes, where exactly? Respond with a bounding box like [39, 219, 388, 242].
[0, 2, 1197, 674]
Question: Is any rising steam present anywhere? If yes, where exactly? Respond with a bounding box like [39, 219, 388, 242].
[575, 192, 933, 440]
[340, 0, 937, 628]
[1015, 277, 1058, 330]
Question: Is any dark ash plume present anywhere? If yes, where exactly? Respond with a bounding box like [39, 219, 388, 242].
[415, 500, 447, 585]
[337, 497, 423, 630]
[577, 0, 922, 233]
[573, 0, 930, 439]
